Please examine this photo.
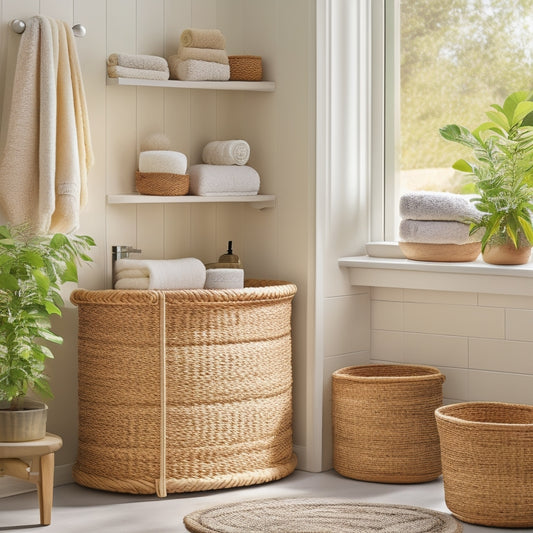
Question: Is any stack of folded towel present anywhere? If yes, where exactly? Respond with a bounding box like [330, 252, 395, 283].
[398, 191, 484, 262]
[188, 139, 259, 196]
[168, 28, 230, 81]
[107, 53, 169, 81]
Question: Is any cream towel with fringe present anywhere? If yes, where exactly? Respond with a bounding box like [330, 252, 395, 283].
[0, 16, 93, 234]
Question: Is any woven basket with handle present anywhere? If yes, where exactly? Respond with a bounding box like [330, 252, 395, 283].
[70, 280, 297, 496]
[436, 401, 533, 527]
[332, 364, 445, 483]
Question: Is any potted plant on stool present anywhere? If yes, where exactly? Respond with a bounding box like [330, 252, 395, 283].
[0, 224, 94, 441]
[440, 91, 533, 264]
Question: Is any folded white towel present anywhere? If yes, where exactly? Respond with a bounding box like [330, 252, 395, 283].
[107, 65, 169, 80]
[400, 191, 483, 222]
[177, 45, 229, 65]
[202, 140, 250, 166]
[139, 151, 188, 174]
[107, 53, 168, 72]
[114, 257, 206, 289]
[114, 277, 150, 290]
[180, 28, 226, 50]
[399, 219, 483, 245]
[188, 164, 260, 196]
[168, 56, 230, 81]
[204, 268, 244, 289]
[114, 268, 149, 281]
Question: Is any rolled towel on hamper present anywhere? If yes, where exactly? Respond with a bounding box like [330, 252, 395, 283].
[107, 65, 169, 80]
[107, 53, 168, 72]
[177, 46, 229, 65]
[114, 257, 206, 289]
[139, 151, 188, 174]
[114, 268, 149, 281]
[399, 219, 483, 244]
[114, 277, 150, 290]
[399, 191, 483, 222]
[202, 140, 250, 166]
[188, 164, 260, 196]
[204, 268, 244, 289]
[180, 28, 226, 50]
[168, 56, 230, 81]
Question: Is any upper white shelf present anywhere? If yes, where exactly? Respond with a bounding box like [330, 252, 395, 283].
[107, 193, 276, 210]
[107, 76, 276, 92]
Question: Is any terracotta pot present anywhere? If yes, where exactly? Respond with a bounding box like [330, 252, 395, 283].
[0, 400, 47, 442]
[482, 243, 532, 265]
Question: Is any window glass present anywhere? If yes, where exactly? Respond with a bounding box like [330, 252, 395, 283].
[399, 0, 533, 196]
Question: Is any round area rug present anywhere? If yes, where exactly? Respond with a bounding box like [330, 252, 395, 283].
[183, 498, 462, 533]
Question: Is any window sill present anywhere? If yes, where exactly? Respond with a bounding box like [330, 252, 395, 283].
[338, 255, 533, 296]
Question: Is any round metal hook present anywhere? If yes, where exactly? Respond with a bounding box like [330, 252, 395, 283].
[10, 19, 26, 34]
[72, 24, 86, 37]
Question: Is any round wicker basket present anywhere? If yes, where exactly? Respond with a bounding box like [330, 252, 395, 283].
[135, 171, 189, 196]
[332, 364, 445, 483]
[70, 280, 297, 496]
[435, 401, 533, 527]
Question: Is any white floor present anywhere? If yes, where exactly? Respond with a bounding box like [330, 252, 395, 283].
[0, 469, 524, 532]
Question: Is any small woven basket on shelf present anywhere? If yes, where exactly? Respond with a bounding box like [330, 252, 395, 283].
[228, 55, 262, 81]
[332, 364, 445, 483]
[135, 171, 189, 196]
[435, 402, 533, 528]
[71, 280, 297, 497]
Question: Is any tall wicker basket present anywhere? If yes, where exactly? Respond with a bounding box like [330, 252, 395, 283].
[332, 364, 445, 483]
[70, 280, 297, 497]
[436, 402, 533, 528]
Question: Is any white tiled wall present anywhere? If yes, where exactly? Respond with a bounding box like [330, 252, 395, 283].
[371, 287, 533, 406]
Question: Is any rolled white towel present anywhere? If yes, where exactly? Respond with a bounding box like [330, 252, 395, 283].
[180, 28, 226, 50]
[204, 268, 244, 289]
[168, 56, 230, 81]
[114, 277, 150, 290]
[202, 140, 250, 166]
[139, 151, 188, 174]
[107, 65, 169, 80]
[114, 268, 149, 281]
[188, 164, 260, 196]
[114, 257, 206, 289]
[399, 191, 483, 222]
[107, 53, 168, 72]
[399, 219, 484, 244]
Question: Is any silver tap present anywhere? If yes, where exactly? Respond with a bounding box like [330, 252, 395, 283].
[112, 245, 142, 284]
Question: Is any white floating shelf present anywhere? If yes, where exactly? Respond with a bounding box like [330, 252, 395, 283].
[107, 194, 276, 210]
[107, 76, 275, 92]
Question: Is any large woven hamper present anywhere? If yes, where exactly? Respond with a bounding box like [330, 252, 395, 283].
[70, 280, 297, 497]
[332, 364, 445, 483]
[435, 402, 533, 528]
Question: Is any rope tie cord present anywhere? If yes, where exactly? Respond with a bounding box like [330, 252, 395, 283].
[156, 291, 167, 498]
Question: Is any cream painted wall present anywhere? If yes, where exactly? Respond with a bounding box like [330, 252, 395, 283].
[0, 0, 315, 489]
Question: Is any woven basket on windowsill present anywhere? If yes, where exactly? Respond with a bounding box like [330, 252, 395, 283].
[70, 280, 297, 497]
[135, 171, 189, 196]
[332, 364, 445, 483]
[436, 402, 533, 528]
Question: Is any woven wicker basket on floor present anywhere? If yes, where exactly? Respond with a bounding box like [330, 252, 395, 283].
[436, 402, 533, 528]
[135, 171, 189, 196]
[332, 364, 445, 483]
[70, 280, 297, 497]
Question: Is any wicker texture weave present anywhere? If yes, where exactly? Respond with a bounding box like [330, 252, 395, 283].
[228, 56, 262, 81]
[332, 364, 445, 483]
[71, 280, 297, 496]
[435, 402, 533, 528]
[135, 171, 189, 196]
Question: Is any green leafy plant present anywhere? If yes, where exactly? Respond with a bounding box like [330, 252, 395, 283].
[0, 224, 94, 408]
[440, 91, 533, 251]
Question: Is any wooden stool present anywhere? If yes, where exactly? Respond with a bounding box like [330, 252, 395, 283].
[0, 433, 63, 525]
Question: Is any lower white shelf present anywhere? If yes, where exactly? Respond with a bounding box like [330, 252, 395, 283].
[107, 193, 276, 210]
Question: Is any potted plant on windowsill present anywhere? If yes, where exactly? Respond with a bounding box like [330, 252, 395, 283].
[0, 224, 94, 441]
[440, 91, 533, 264]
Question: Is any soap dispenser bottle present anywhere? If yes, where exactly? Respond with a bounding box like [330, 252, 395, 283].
[206, 241, 243, 269]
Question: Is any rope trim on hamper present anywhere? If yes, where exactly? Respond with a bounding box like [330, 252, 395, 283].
[72, 467, 159, 494]
[156, 292, 167, 498]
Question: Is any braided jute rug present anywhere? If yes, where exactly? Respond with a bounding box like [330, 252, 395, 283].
[183, 498, 462, 533]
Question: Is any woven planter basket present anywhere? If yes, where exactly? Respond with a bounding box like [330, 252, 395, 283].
[135, 171, 189, 196]
[70, 280, 297, 497]
[332, 364, 445, 483]
[228, 55, 262, 81]
[436, 402, 533, 528]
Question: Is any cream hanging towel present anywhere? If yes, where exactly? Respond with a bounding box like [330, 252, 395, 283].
[0, 16, 93, 234]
